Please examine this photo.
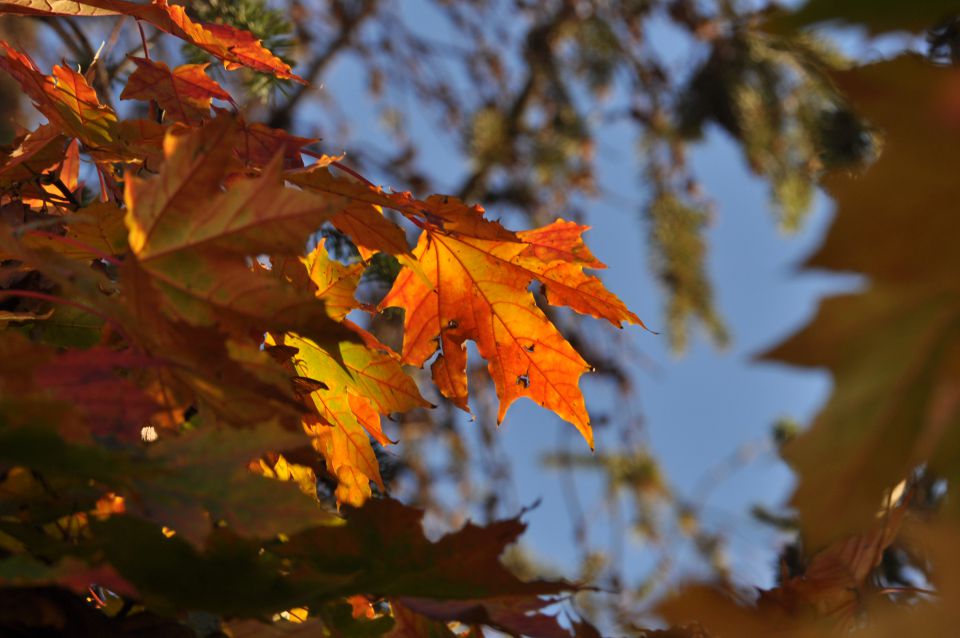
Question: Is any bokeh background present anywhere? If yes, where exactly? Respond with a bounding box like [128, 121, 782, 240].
[1, 1, 929, 630]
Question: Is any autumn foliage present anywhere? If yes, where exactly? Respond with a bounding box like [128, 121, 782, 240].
[3, 1, 960, 637]
[0, 0, 643, 635]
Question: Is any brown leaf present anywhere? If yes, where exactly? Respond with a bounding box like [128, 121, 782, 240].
[764, 56, 960, 548]
[120, 58, 232, 125]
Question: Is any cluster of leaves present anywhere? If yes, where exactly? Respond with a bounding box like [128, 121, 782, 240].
[163, 3, 884, 608]
[0, 1, 644, 635]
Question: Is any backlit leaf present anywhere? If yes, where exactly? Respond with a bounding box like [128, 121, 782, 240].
[0, 43, 117, 147]
[286, 334, 385, 505]
[382, 223, 609, 447]
[0, 0, 304, 82]
[120, 58, 232, 125]
[123, 115, 355, 342]
[300, 239, 364, 320]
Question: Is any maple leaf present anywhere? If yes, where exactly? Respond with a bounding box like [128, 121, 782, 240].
[0, 0, 304, 82]
[87, 118, 170, 168]
[656, 499, 910, 636]
[129, 423, 336, 546]
[298, 239, 365, 321]
[0, 124, 68, 187]
[272, 239, 427, 507]
[3, 221, 311, 429]
[0, 333, 158, 443]
[18, 137, 78, 210]
[0, 42, 117, 147]
[759, 497, 908, 624]
[340, 326, 432, 416]
[34, 347, 162, 443]
[289, 326, 428, 427]
[123, 115, 356, 342]
[382, 215, 639, 447]
[132, 0, 304, 83]
[120, 57, 232, 125]
[233, 116, 317, 169]
[255, 453, 318, 499]
[119, 271, 308, 427]
[19, 201, 129, 264]
[517, 219, 644, 328]
[277, 498, 572, 600]
[289, 167, 641, 445]
[56, 202, 128, 258]
[286, 166, 414, 260]
[0, 1, 118, 16]
[334, 202, 411, 263]
[285, 333, 387, 507]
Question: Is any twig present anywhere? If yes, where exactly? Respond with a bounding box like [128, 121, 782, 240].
[50, 177, 80, 211]
[267, 0, 378, 130]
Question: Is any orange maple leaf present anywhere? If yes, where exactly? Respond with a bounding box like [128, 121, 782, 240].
[381, 212, 639, 448]
[133, 0, 304, 83]
[285, 166, 415, 260]
[0, 0, 304, 82]
[233, 116, 317, 169]
[120, 58, 232, 125]
[299, 239, 365, 321]
[0, 42, 117, 147]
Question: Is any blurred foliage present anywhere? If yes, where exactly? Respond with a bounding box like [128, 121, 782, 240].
[7, 0, 960, 636]
[647, 192, 726, 351]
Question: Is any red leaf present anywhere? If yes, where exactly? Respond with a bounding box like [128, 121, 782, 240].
[121, 57, 232, 124]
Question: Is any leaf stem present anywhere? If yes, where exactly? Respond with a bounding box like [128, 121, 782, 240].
[51, 178, 80, 211]
[136, 20, 150, 60]
[330, 160, 377, 188]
